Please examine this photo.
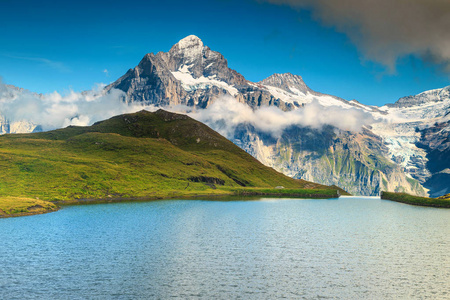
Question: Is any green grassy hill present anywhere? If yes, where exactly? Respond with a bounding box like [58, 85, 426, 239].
[380, 191, 450, 208]
[0, 109, 338, 211]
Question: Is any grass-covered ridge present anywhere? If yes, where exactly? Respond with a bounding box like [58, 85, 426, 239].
[381, 191, 450, 208]
[231, 187, 340, 198]
[0, 109, 339, 211]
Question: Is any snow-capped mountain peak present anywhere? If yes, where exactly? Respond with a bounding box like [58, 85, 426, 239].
[169, 35, 204, 62]
[175, 35, 203, 48]
[256, 72, 381, 112]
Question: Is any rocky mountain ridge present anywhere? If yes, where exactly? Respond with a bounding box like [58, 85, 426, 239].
[387, 86, 450, 108]
[107, 35, 370, 112]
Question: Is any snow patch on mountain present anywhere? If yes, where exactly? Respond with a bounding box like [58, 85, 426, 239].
[389, 86, 450, 108]
[371, 85, 450, 184]
[259, 73, 383, 113]
[372, 121, 428, 174]
[171, 64, 239, 96]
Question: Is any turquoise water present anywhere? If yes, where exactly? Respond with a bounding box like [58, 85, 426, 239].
[1, 196, 449, 299]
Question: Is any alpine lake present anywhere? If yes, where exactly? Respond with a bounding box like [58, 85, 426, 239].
[1, 196, 449, 299]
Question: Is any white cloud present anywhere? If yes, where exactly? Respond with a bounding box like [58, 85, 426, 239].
[262, 0, 450, 73]
[0, 81, 374, 137]
[0, 80, 154, 131]
[172, 96, 375, 138]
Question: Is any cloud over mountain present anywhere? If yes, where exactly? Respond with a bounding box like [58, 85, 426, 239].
[0, 80, 138, 131]
[184, 97, 375, 138]
[1, 79, 373, 136]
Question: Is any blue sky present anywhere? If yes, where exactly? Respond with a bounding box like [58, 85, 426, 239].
[0, 0, 448, 106]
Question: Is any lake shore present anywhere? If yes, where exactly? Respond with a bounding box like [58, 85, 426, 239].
[4, 190, 450, 219]
[1, 188, 340, 218]
[381, 191, 450, 208]
[0, 197, 59, 218]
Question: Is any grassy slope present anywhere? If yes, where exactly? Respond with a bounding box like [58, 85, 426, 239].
[0, 197, 58, 217]
[329, 185, 352, 196]
[0, 110, 338, 208]
[381, 192, 450, 208]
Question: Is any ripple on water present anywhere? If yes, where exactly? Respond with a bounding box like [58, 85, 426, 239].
[0, 197, 449, 299]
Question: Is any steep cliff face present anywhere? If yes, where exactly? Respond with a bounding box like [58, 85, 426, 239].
[233, 124, 425, 196]
[108, 53, 189, 106]
[108, 35, 241, 107]
[416, 121, 450, 197]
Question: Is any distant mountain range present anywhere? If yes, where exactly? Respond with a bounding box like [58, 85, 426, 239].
[1, 35, 449, 197]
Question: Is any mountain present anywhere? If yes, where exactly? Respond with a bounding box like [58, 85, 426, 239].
[233, 124, 424, 196]
[103, 36, 424, 196]
[106, 35, 450, 196]
[0, 110, 337, 202]
[0, 117, 41, 134]
[0, 84, 42, 134]
[371, 86, 450, 197]
[108, 35, 250, 108]
[235, 84, 450, 196]
[387, 86, 450, 108]
[107, 35, 359, 111]
[1, 35, 448, 196]
[257, 73, 386, 114]
[417, 122, 450, 197]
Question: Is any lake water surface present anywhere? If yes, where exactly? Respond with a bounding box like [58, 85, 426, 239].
[1, 196, 449, 299]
